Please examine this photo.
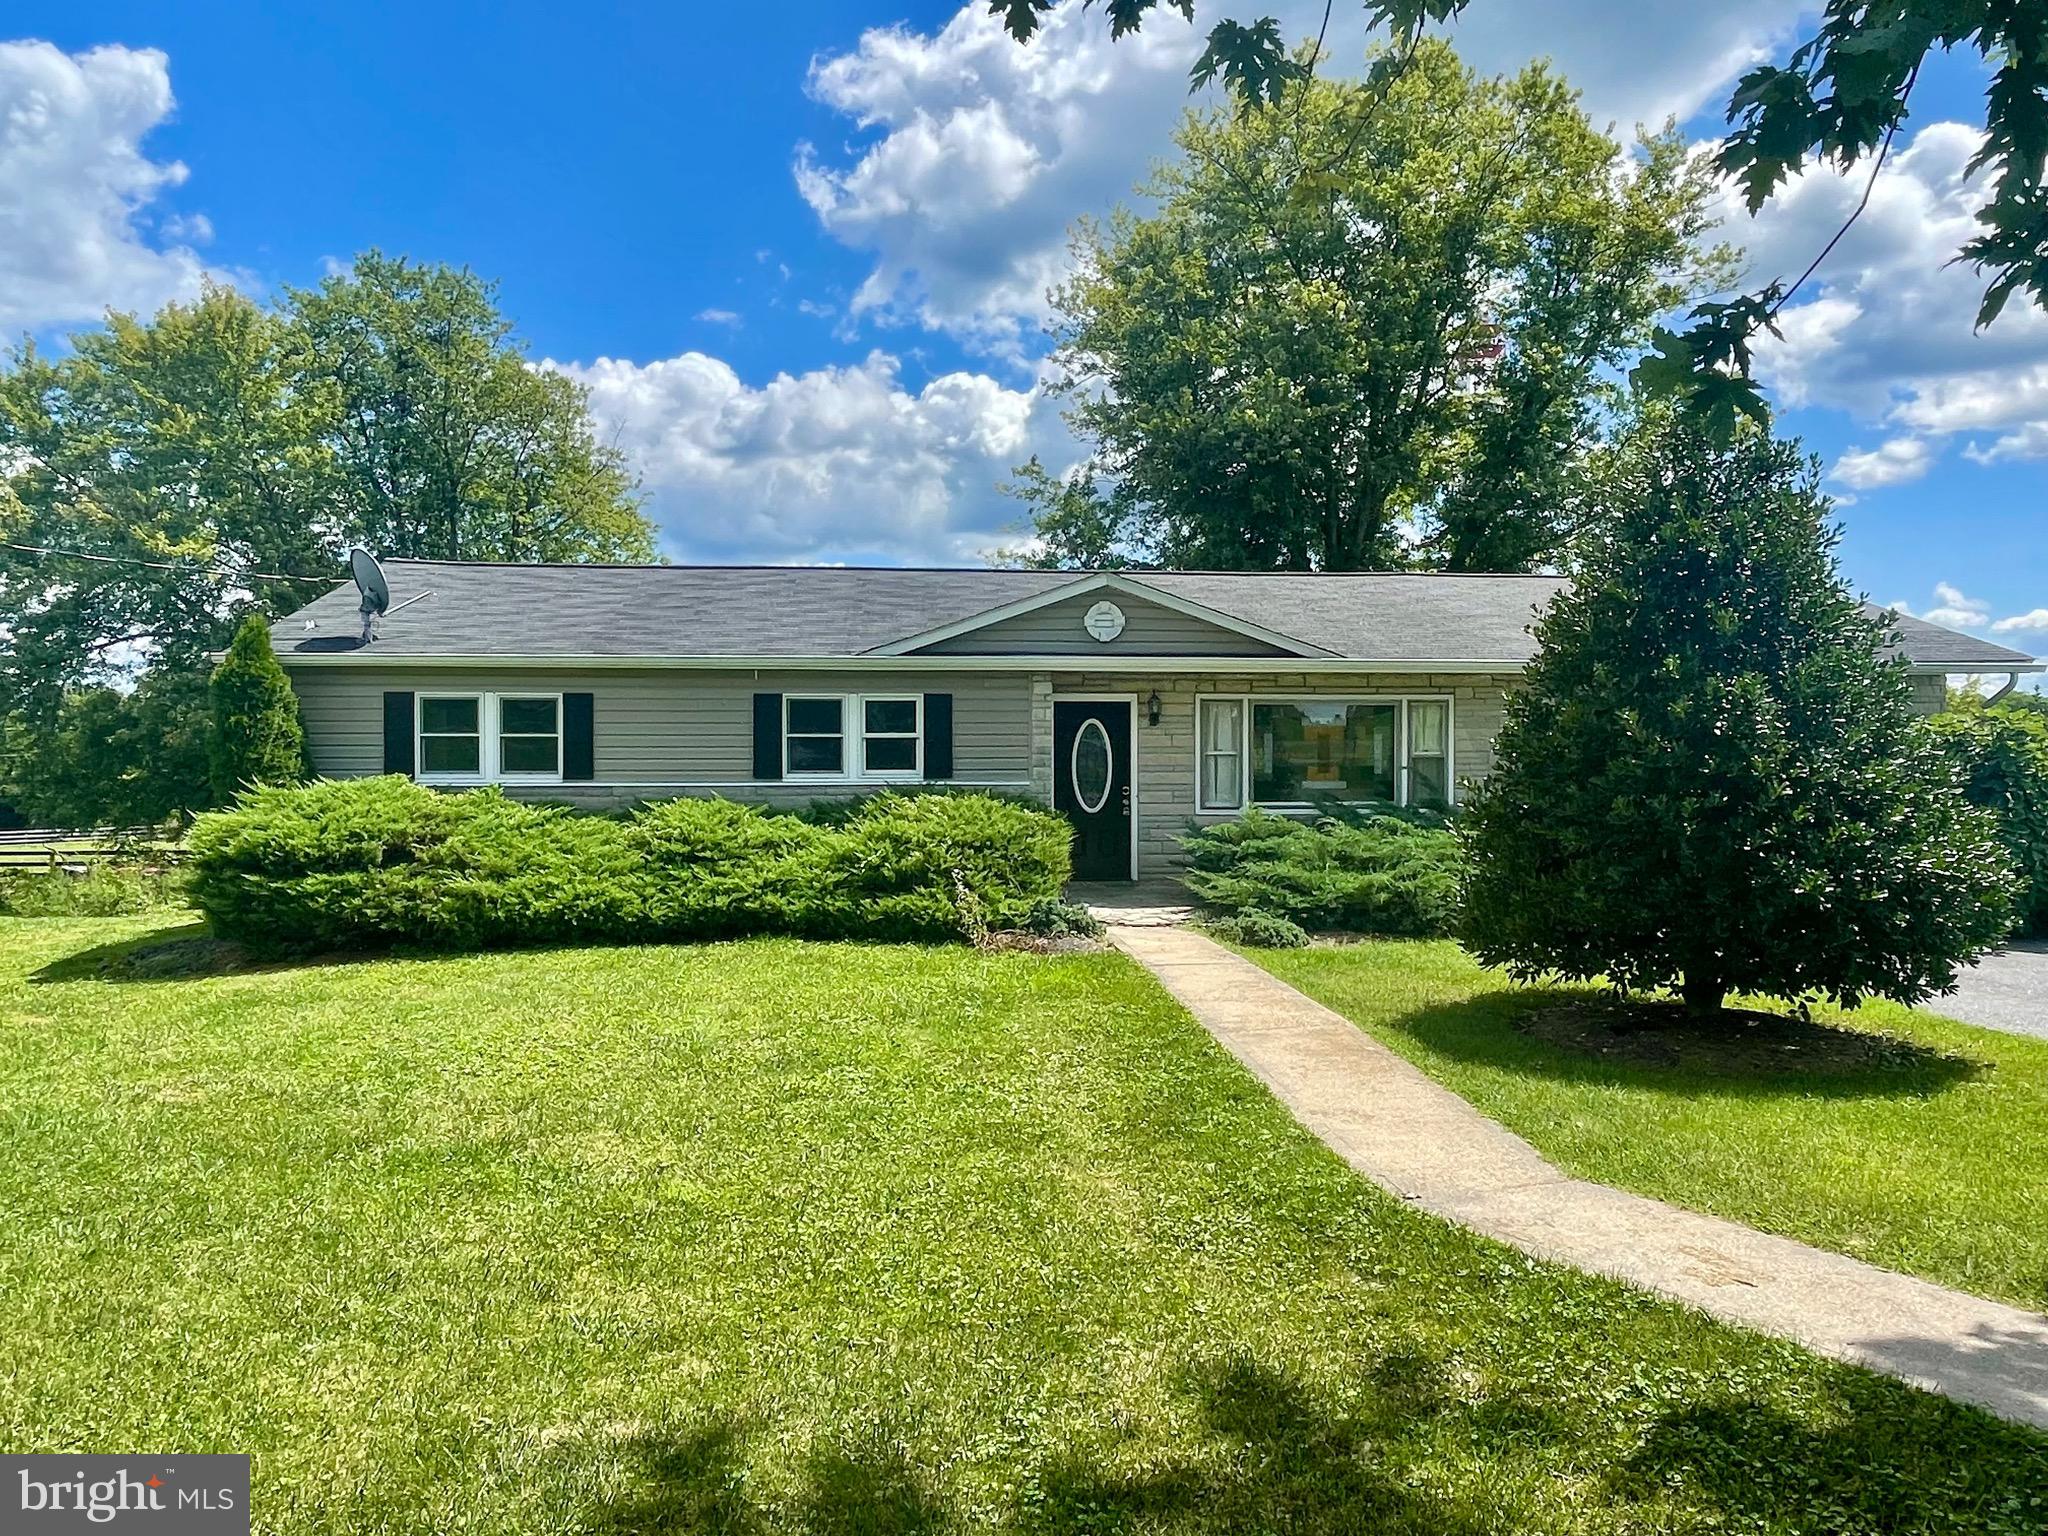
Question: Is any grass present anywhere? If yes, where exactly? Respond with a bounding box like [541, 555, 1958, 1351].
[1253, 939, 2048, 1315]
[1, 916, 2044, 1533]
[0, 863, 188, 916]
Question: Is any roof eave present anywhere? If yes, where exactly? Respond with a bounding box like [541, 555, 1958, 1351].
[274, 652, 1529, 673]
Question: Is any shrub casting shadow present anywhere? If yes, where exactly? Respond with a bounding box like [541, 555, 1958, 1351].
[1384, 986, 1984, 1102]
[32, 922, 400, 986]
[29, 911, 1088, 986]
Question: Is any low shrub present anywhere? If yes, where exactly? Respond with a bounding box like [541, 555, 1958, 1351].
[1182, 807, 1463, 937]
[630, 796, 828, 938]
[188, 777, 1072, 952]
[1011, 897, 1104, 939]
[0, 864, 189, 917]
[1200, 911, 1310, 949]
[818, 791, 1075, 941]
[792, 786, 1044, 827]
[1924, 707, 2048, 937]
[1296, 794, 1453, 831]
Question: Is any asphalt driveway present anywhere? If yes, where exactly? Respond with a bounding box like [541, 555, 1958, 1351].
[1937, 941, 2048, 1039]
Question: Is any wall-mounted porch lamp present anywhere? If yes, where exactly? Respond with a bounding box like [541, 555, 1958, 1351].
[1145, 689, 1163, 726]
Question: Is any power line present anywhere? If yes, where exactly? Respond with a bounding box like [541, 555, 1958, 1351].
[1, 542, 335, 583]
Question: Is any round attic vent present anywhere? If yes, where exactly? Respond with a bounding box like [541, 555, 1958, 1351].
[1083, 600, 1126, 642]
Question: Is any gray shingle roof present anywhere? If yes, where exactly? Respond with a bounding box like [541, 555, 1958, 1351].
[270, 559, 2041, 670]
[1877, 608, 2039, 669]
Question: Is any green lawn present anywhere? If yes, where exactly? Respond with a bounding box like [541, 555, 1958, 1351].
[2, 917, 2044, 1534]
[1254, 939, 2048, 1315]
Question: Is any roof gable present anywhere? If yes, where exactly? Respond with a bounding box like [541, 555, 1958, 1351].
[878, 573, 1329, 658]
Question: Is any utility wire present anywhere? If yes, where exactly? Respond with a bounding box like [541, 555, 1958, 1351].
[1, 541, 336, 583]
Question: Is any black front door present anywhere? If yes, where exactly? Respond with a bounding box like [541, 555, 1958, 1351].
[1053, 700, 1133, 882]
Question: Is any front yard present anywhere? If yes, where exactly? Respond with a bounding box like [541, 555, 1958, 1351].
[1255, 939, 2048, 1314]
[3, 916, 2044, 1533]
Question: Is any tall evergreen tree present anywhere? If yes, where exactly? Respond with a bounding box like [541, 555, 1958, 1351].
[207, 615, 308, 801]
[1461, 414, 2016, 1013]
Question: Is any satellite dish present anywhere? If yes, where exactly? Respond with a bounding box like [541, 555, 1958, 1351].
[349, 548, 389, 642]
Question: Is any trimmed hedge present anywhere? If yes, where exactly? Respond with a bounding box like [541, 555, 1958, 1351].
[1924, 708, 2048, 938]
[187, 777, 1072, 952]
[1181, 808, 1463, 937]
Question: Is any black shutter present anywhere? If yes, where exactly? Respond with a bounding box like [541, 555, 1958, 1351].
[753, 693, 783, 780]
[563, 692, 595, 781]
[923, 692, 954, 780]
[382, 691, 415, 777]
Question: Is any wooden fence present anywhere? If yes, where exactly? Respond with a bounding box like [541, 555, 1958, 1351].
[0, 827, 182, 872]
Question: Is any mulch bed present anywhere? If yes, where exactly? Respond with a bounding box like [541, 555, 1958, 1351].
[978, 931, 1107, 955]
[1516, 997, 1955, 1077]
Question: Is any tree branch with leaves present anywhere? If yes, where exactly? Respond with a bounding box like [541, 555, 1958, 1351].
[1003, 0, 2048, 436]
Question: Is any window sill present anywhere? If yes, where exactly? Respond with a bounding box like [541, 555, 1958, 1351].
[420, 775, 564, 788]
[1195, 800, 1447, 818]
[785, 774, 926, 785]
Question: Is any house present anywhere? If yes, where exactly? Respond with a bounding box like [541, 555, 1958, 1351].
[271, 561, 2043, 881]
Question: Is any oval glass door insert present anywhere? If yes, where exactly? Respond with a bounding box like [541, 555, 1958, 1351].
[1071, 719, 1113, 814]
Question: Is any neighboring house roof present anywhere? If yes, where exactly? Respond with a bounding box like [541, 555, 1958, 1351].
[269, 558, 2042, 672]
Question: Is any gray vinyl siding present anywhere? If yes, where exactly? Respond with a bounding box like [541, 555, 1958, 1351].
[285, 665, 1037, 810]
[1042, 670, 1514, 876]
[285, 659, 1520, 877]
[1908, 673, 1947, 716]
[916, 589, 1296, 657]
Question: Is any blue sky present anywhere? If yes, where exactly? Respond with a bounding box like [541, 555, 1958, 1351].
[3, 1, 2042, 665]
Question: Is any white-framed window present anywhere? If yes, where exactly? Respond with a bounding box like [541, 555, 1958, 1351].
[1198, 697, 1243, 812]
[1407, 699, 1450, 810]
[1195, 694, 1454, 812]
[785, 696, 847, 777]
[496, 695, 563, 780]
[418, 690, 564, 784]
[784, 693, 926, 781]
[859, 696, 922, 778]
[418, 694, 484, 779]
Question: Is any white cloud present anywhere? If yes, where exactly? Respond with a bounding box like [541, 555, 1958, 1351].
[1964, 419, 2048, 466]
[1831, 435, 1934, 491]
[797, 1, 1803, 353]
[1436, 0, 1800, 133]
[0, 40, 213, 333]
[550, 349, 1074, 564]
[1992, 609, 2048, 634]
[694, 307, 743, 327]
[1897, 581, 1992, 631]
[1739, 121, 2048, 466]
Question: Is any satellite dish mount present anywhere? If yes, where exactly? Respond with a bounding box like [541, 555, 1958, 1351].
[349, 548, 390, 643]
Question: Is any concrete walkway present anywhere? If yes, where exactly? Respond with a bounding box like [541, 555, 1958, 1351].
[1109, 923, 2048, 1430]
[1069, 880, 1196, 928]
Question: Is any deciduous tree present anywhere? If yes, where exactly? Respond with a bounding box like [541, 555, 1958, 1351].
[289, 252, 649, 565]
[1002, 0, 2048, 438]
[1024, 43, 1725, 571]
[0, 256, 653, 823]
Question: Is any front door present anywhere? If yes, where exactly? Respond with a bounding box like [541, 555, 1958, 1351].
[1053, 699, 1133, 882]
